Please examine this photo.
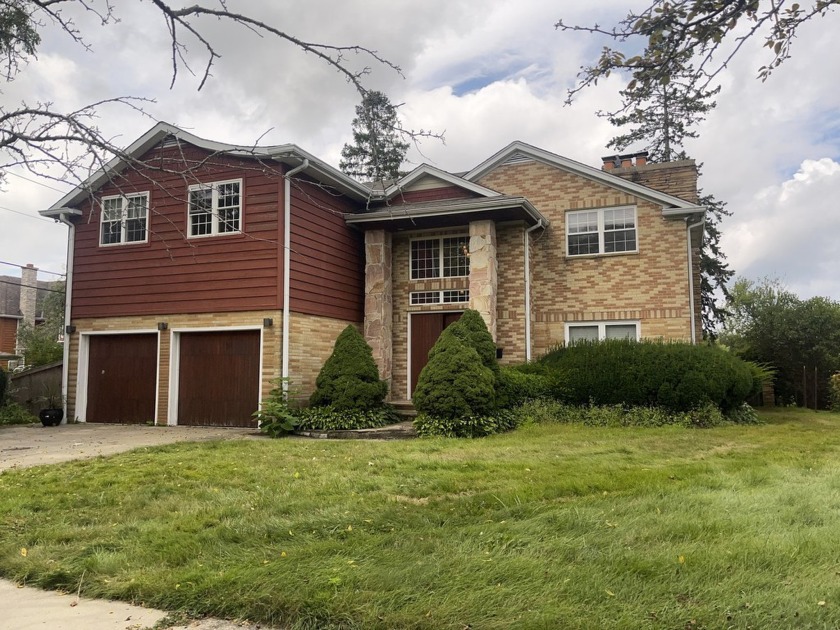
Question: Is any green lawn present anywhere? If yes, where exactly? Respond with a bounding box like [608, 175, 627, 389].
[2, 409, 840, 629]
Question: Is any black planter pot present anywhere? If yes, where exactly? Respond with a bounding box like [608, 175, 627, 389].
[39, 408, 64, 427]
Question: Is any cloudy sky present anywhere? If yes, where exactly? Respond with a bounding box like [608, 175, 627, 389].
[1, 1, 838, 302]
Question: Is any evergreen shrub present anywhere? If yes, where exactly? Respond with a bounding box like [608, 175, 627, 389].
[539, 339, 754, 412]
[830, 373, 840, 412]
[496, 365, 556, 408]
[412, 326, 496, 420]
[0, 368, 6, 407]
[450, 309, 500, 378]
[309, 325, 388, 410]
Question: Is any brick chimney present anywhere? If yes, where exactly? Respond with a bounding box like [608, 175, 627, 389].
[19, 264, 37, 327]
[601, 151, 698, 204]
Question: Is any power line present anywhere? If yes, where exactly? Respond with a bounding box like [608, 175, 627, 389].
[0, 278, 65, 293]
[5, 170, 69, 193]
[0, 205, 56, 223]
[0, 260, 66, 277]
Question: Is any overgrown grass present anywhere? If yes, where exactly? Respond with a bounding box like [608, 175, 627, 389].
[2, 409, 840, 628]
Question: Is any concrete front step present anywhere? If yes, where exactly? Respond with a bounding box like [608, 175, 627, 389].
[390, 400, 417, 418]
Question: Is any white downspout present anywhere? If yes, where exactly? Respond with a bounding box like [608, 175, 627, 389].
[281, 159, 309, 389]
[524, 220, 544, 361]
[57, 212, 75, 423]
[686, 214, 705, 344]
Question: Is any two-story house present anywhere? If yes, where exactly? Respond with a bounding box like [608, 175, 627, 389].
[42, 122, 704, 426]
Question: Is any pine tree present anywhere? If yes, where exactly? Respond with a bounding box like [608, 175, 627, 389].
[602, 58, 733, 339]
[340, 91, 409, 182]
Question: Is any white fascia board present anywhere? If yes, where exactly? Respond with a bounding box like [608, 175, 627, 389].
[465, 140, 699, 210]
[44, 122, 371, 213]
[385, 164, 501, 199]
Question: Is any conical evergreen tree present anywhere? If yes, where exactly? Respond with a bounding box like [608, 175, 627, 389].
[340, 91, 409, 183]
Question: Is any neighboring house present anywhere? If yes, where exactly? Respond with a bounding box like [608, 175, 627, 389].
[0, 265, 51, 369]
[42, 123, 705, 426]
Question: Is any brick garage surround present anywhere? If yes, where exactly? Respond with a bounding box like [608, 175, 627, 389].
[64, 311, 358, 423]
[478, 160, 695, 356]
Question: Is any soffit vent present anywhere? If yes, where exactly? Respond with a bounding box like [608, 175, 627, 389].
[501, 152, 534, 166]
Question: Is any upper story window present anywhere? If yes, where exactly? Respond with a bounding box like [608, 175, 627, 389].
[566, 321, 640, 344]
[188, 179, 242, 237]
[410, 235, 470, 280]
[567, 206, 637, 257]
[100, 193, 149, 246]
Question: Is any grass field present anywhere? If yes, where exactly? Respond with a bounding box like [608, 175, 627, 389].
[1, 408, 840, 629]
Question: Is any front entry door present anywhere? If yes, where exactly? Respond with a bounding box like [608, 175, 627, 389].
[410, 311, 462, 396]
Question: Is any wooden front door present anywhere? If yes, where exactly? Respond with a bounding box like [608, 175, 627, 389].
[177, 330, 260, 427]
[410, 311, 462, 396]
[87, 334, 157, 423]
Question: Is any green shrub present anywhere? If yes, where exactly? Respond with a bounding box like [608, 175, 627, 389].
[448, 309, 500, 378]
[254, 378, 298, 437]
[0, 367, 6, 407]
[414, 409, 518, 438]
[829, 373, 840, 412]
[0, 401, 37, 425]
[310, 325, 387, 410]
[296, 406, 397, 431]
[412, 327, 497, 419]
[496, 365, 555, 408]
[539, 339, 754, 412]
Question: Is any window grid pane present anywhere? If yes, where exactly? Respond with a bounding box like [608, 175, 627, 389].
[603, 208, 636, 253]
[101, 220, 121, 245]
[189, 188, 213, 236]
[442, 236, 470, 277]
[411, 239, 440, 279]
[605, 324, 637, 340]
[568, 208, 636, 256]
[568, 326, 599, 343]
[216, 182, 241, 233]
[410, 291, 439, 305]
[442, 290, 469, 303]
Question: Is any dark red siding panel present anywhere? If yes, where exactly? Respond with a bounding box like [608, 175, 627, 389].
[69, 146, 285, 318]
[388, 186, 482, 205]
[289, 177, 364, 322]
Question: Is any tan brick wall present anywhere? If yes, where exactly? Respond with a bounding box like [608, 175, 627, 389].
[66, 311, 282, 423]
[478, 160, 694, 357]
[496, 222, 527, 365]
[287, 312, 362, 404]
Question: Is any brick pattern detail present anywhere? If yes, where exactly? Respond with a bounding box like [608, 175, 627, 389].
[608, 160, 699, 204]
[64, 310, 357, 423]
[495, 223, 527, 364]
[19, 265, 37, 328]
[468, 220, 498, 339]
[364, 230, 393, 385]
[478, 161, 695, 357]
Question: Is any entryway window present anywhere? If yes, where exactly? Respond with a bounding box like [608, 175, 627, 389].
[565, 321, 640, 344]
[410, 235, 469, 279]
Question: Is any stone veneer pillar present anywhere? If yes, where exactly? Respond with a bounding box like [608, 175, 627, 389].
[468, 220, 498, 340]
[363, 229, 393, 387]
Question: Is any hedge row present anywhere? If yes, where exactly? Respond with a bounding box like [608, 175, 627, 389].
[538, 339, 761, 413]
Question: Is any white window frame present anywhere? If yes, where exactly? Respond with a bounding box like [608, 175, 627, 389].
[187, 178, 243, 238]
[566, 205, 638, 257]
[99, 192, 149, 246]
[409, 290, 470, 305]
[410, 234, 470, 280]
[564, 320, 641, 344]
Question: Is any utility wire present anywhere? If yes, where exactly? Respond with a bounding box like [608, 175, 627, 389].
[0, 260, 66, 277]
[0, 205, 56, 223]
[4, 170, 69, 193]
[0, 278, 64, 293]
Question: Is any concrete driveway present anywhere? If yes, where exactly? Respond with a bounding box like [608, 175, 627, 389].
[1, 422, 271, 630]
[0, 422, 262, 471]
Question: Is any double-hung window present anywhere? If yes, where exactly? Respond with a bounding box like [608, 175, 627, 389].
[100, 193, 149, 246]
[565, 321, 640, 344]
[410, 235, 470, 280]
[188, 179, 242, 237]
[567, 206, 637, 256]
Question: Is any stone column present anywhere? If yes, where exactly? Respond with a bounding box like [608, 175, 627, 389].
[469, 220, 498, 340]
[363, 230, 393, 390]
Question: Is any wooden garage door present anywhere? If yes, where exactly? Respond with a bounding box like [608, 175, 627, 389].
[87, 334, 157, 424]
[178, 330, 260, 427]
[410, 312, 462, 396]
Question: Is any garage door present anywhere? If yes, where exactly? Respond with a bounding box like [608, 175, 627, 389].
[87, 334, 157, 423]
[177, 330, 260, 427]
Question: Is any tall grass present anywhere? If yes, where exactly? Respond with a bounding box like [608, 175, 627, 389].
[1, 409, 839, 628]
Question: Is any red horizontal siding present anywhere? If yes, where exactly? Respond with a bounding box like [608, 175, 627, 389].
[289, 177, 364, 322]
[389, 186, 481, 204]
[70, 145, 284, 318]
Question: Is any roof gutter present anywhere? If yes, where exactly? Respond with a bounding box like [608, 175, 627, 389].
[281, 159, 309, 390]
[524, 219, 545, 361]
[686, 212, 706, 344]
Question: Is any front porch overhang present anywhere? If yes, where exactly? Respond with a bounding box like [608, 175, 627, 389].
[345, 196, 549, 231]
